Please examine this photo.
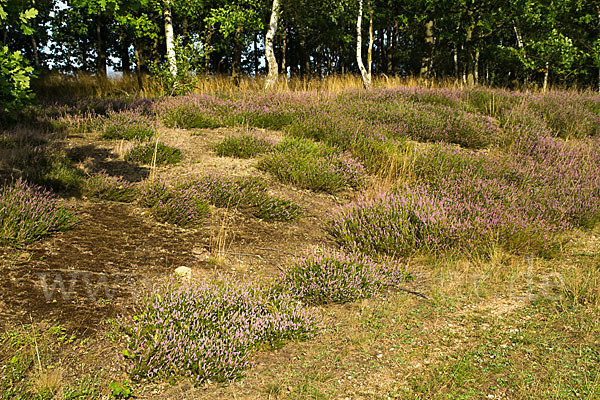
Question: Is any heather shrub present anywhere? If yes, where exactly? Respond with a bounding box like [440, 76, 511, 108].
[101, 109, 158, 140]
[280, 248, 410, 305]
[0, 179, 76, 246]
[258, 138, 367, 193]
[214, 134, 275, 158]
[123, 276, 319, 383]
[6, 147, 85, 192]
[124, 141, 182, 166]
[83, 172, 137, 203]
[156, 96, 223, 129]
[140, 179, 210, 227]
[253, 197, 303, 222]
[141, 175, 302, 224]
[529, 93, 600, 139]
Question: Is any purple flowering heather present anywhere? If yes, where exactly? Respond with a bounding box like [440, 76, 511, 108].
[0, 179, 76, 246]
[83, 172, 137, 203]
[280, 248, 411, 305]
[123, 276, 320, 383]
[101, 108, 158, 140]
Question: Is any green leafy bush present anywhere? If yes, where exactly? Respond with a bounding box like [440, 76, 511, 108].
[0, 46, 34, 112]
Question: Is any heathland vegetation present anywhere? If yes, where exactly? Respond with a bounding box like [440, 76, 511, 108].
[1, 0, 600, 397]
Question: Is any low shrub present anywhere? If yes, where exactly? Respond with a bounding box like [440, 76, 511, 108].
[123, 276, 319, 383]
[214, 134, 275, 159]
[258, 138, 367, 193]
[140, 179, 210, 227]
[156, 96, 224, 129]
[0, 179, 76, 246]
[124, 141, 182, 166]
[83, 172, 137, 203]
[280, 248, 410, 305]
[253, 197, 303, 222]
[100, 109, 158, 140]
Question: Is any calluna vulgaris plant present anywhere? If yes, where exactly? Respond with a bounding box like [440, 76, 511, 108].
[123, 276, 320, 383]
[124, 141, 182, 166]
[258, 138, 367, 193]
[83, 172, 137, 203]
[0, 179, 76, 245]
[101, 108, 157, 140]
[280, 248, 411, 305]
[214, 134, 276, 159]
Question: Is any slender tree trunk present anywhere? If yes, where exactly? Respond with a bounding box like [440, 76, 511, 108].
[265, 0, 280, 90]
[474, 47, 479, 84]
[96, 14, 107, 76]
[281, 22, 287, 78]
[465, 23, 475, 86]
[253, 34, 259, 76]
[356, 0, 371, 88]
[543, 61, 549, 92]
[133, 38, 144, 90]
[367, 1, 374, 78]
[204, 27, 213, 72]
[453, 42, 459, 81]
[164, 0, 177, 79]
[119, 31, 131, 73]
[31, 35, 40, 68]
[420, 20, 434, 81]
[232, 26, 243, 85]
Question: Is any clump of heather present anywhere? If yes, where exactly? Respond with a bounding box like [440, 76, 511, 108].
[258, 138, 366, 193]
[140, 175, 302, 225]
[529, 91, 600, 139]
[0, 179, 76, 246]
[329, 189, 461, 257]
[214, 134, 275, 159]
[279, 248, 410, 305]
[123, 276, 320, 383]
[101, 109, 158, 140]
[83, 172, 137, 203]
[254, 197, 303, 222]
[140, 179, 210, 227]
[124, 141, 182, 166]
[155, 96, 225, 129]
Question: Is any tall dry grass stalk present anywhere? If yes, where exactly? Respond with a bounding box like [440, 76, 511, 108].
[208, 208, 234, 268]
[33, 72, 469, 99]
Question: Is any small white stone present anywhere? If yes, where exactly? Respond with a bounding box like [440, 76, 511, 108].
[174, 266, 192, 281]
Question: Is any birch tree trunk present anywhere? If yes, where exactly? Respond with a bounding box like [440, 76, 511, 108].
[265, 0, 280, 90]
[356, 0, 371, 88]
[164, 0, 177, 79]
[543, 61, 549, 92]
[420, 20, 434, 81]
[367, 1, 374, 78]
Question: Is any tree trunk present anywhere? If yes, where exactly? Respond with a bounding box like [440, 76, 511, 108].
[31, 35, 40, 68]
[265, 0, 280, 90]
[281, 22, 287, 78]
[133, 37, 144, 91]
[420, 20, 434, 81]
[232, 26, 243, 85]
[164, 0, 177, 79]
[367, 1, 374, 78]
[119, 31, 131, 73]
[204, 27, 213, 72]
[453, 42, 459, 80]
[356, 0, 371, 88]
[96, 14, 107, 76]
[543, 61, 549, 92]
[465, 24, 474, 86]
[474, 47, 479, 84]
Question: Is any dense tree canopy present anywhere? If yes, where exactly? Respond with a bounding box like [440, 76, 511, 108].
[2, 0, 600, 101]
